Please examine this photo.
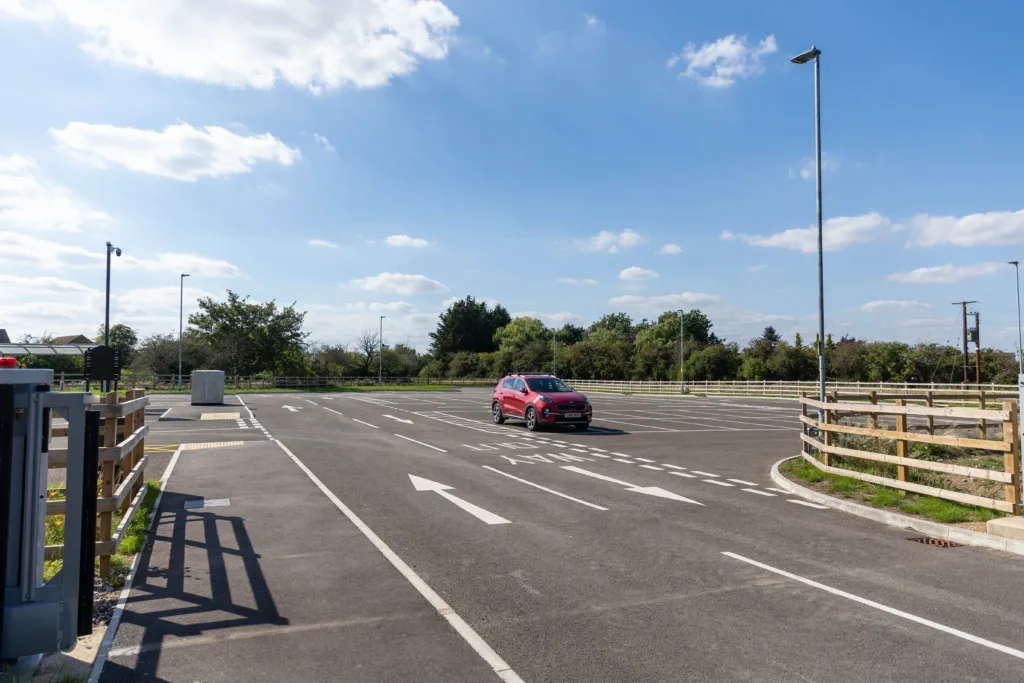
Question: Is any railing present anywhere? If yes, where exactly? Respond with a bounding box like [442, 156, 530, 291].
[798, 394, 1022, 513]
[51, 373, 498, 391]
[47, 389, 150, 578]
[565, 379, 1019, 399]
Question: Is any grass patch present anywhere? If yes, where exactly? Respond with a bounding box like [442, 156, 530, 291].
[780, 456, 1003, 524]
[117, 480, 161, 555]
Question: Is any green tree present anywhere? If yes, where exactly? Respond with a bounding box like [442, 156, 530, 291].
[95, 323, 138, 367]
[130, 332, 212, 376]
[828, 336, 868, 381]
[556, 323, 586, 345]
[588, 312, 635, 340]
[684, 344, 741, 381]
[863, 341, 911, 382]
[188, 290, 309, 376]
[493, 317, 548, 354]
[429, 296, 511, 356]
[794, 332, 803, 350]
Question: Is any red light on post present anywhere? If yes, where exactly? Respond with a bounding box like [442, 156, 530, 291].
[0, 357, 16, 368]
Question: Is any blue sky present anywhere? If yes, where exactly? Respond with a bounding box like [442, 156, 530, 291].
[2, 0, 1024, 352]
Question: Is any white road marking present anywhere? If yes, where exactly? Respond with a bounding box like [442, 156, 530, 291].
[634, 457, 656, 463]
[588, 447, 608, 453]
[560, 466, 703, 505]
[722, 551, 1024, 662]
[670, 472, 697, 479]
[409, 475, 511, 525]
[352, 419, 378, 429]
[611, 452, 632, 457]
[463, 444, 486, 451]
[639, 465, 664, 471]
[282, 405, 301, 412]
[482, 466, 607, 510]
[382, 414, 415, 425]
[159, 408, 173, 419]
[588, 452, 610, 458]
[727, 478, 759, 486]
[395, 434, 448, 453]
[613, 458, 634, 464]
[324, 408, 344, 416]
[691, 470, 719, 477]
[271, 442, 524, 683]
[302, 398, 318, 405]
[743, 488, 777, 497]
[704, 479, 735, 487]
[476, 444, 500, 450]
[766, 487, 789, 493]
[569, 448, 589, 453]
[662, 464, 686, 470]
[788, 500, 828, 509]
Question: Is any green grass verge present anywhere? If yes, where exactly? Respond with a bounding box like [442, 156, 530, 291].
[57, 383, 483, 395]
[780, 457, 1003, 524]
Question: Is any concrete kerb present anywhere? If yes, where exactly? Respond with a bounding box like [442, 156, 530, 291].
[770, 456, 1024, 557]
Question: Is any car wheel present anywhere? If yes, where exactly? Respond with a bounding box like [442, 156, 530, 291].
[492, 402, 505, 424]
[525, 407, 539, 431]
[574, 423, 589, 431]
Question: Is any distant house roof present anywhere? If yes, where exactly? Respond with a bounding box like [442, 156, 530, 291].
[52, 334, 93, 344]
[0, 329, 9, 344]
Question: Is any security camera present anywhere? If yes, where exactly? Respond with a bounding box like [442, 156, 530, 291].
[115, 247, 122, 257]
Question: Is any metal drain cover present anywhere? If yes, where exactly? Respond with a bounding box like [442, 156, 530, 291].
[908, 536, 963, 548]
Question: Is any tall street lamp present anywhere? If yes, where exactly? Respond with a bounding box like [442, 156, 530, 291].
[178, 273, 190, 391]
[1010, 261, 1023, 372]
[677, 309, 686, 394]
[104, 241, 122, 394]
[791, 45, 826, 408]
[378, 316, 385, 386]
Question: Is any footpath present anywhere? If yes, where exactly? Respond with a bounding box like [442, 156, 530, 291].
[97, 438, 495, 682]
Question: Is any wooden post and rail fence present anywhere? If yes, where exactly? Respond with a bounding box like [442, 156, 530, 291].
[799, 393, 1022, 514]
[44, 389, 151, 579]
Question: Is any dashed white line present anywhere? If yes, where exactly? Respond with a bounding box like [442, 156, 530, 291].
[670, 472, 697, 479]
[483, 466, 607, 511]
[589, 448, 608, 453]
[742, 488, 777, 497]
[704, 479, 734, 487]
[611, 452, 631, 458]
[766, 487, 789, 494]
[639, 465, 664, 471]
[569, 448, 589, 453]
[691, 470, 719, 477]
[463, 444, 486, 451]
[634, 457, 656, 463]
[662, 464, 686, 470]
[324, 408, 344, 416]
[722, 551, 1024, 662]
[788, 500, 828, 509]
[352, 419, 378, 429]
[395, 434, 448, 453]
[613, 458, 634, 464]
[727, 478, 759, 486]
[588, 452, 610, 458]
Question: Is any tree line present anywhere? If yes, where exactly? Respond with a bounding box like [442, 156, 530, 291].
[12, 291, 1020, 385]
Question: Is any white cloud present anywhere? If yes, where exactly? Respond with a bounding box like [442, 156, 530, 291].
[667, 34, 777, 88]
[119, 252, 240, 278]
[0, 231, 104, 270]
[909, 209, 1024, 247]
[858, 300, 931, 313]
[619, 266, 660, 281]
[511, 311, 585, 326]
[556, 278, 598, 286]
[658, 243, 682, 255]
[114, 285, 216, 316]
[51, 122, 300, 182]
[2, 0, 459, 92]
[351, 272, 448, 295]
[723, 213, 895, 252]
[0, 274, 102, 331]
[309, 239, 339, 249]
[888, 262, 1005, 284]
[313, 133, 335, 152]
[386, 234, 430, 248]
[344, 301, 414, 314]
[0, 154, 110, 232]
[789, 153, 840, 180]
[608, 292, 721, 311]
[577, 229, 642, 253]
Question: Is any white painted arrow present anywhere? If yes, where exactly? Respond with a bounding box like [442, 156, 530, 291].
[408, 475, 511, 525]
[383, 414, 414, 424]
[560, 466, 703, 505]
[282, 405, 302, 412]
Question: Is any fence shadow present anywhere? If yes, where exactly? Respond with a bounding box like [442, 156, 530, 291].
[99, 491, 287, 682]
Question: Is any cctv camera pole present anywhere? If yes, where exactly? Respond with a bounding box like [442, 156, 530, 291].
[178, 273, 190, 391]
[103, 242, 121, 394]
[378, 316, 385, 386]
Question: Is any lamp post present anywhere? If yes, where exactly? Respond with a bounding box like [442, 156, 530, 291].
[677, 309, 685, 394]
[103, 241, 122, 393]
[791, 45, 826, 409]
[378, 316, 385, 386]
[1011, 261, 1023, 373]
[178, 273, 190, 391]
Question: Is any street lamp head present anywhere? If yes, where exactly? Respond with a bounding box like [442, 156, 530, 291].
[1009, 261, 1019, 267]
[790, 46, 821, 64]
[182, 273, 190, 278]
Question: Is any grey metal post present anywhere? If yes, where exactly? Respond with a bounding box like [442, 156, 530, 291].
[552, 326, 557, 376]
[104, 242, 112, 350]
[178, 273, 189, 391]
[1011, 261, 1023, 372]
[678, 309, 685, 393]
[378, 316, 385, 386]
[813, 51, 825, 407]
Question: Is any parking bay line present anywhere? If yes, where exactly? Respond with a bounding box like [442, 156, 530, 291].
[613, 458, 634, 464]
[482, 466, 607, 510]
[727, 478, 759, 486]
[704, 479, 735, 487]
[639, 465, 664, 471]
[722, 551, 1024, 662]
[352, 419, 379, 429]
[395, 434, 448, 453]
[691, 470, 719, 477]
[788, 499, 828, 510]
[670, 472, 697, 479]
[743, 488, 777, 497]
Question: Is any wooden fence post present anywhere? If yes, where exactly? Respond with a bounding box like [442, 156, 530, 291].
[98, 390, 118, 579]
[979, 391, 987, 438]
[926, 390, 934, 435]
[131, 389, 146, 499]
[869, 390, 879, 429]
[822, 395, 833, 466]
[896, 399, 908, 494]
[1003, 401, 1022, 513]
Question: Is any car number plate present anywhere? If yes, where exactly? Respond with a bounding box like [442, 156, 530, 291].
[564, 412, 581, 418]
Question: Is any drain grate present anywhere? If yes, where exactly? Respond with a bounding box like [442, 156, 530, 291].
[908, 536, 964, 548]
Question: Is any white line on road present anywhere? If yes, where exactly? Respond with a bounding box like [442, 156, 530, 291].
[727, 478, 759, 486]
[662, 464, 686, 470]
[788, 500, 828, 509]
[283, 405, 301, 412]
[352, 419, 378, 429]
[589, 448, 608, 453]
[742, 488, 777, 497]
[561, 466, 703, 505]
[569, 448, 589, 453]
[383, 414, 415, 425]
[722, 551, 1024, 662]
[639, 465, 665, 471]
[613, 458, 634, 464]
[159, 408, 173, 419]
[611, 452, 631, 457]
[409, 475, 511, 525]
[691, 470, 719, 477]
[302, 398, 318, 405]
[395, 434, 448, 453]
[766, 487, 789, 493]
[587, 452, 610, 458]
[324, 408, 344, 416]
[670, 471, 697, 479]
[482, 466, 607, 510]
[704, 479, 735, 487]
[272, 441, 524, 682]
[634, 457, 656, 463]
[463, 444, 486, 451]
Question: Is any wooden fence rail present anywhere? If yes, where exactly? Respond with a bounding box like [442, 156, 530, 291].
[44, 389, 150, 579]
[799, 394, 1021, 514]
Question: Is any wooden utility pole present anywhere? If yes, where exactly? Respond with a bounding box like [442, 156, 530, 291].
[953, 301, 977, 386]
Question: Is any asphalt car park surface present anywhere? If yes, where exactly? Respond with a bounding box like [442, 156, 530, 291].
[105, 389, 1024, 682]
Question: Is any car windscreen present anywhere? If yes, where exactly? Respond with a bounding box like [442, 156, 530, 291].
[526, 378, 571, 393]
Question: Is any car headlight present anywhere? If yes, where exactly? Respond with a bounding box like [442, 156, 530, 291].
[539, 395, 555, 403]
[582, 395, 589, 403]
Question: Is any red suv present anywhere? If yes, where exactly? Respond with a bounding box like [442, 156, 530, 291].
[492, 374, 592, 431]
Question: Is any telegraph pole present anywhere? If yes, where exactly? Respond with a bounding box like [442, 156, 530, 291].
[953, 301, 977, 386]
[972, 310, 981, 385]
